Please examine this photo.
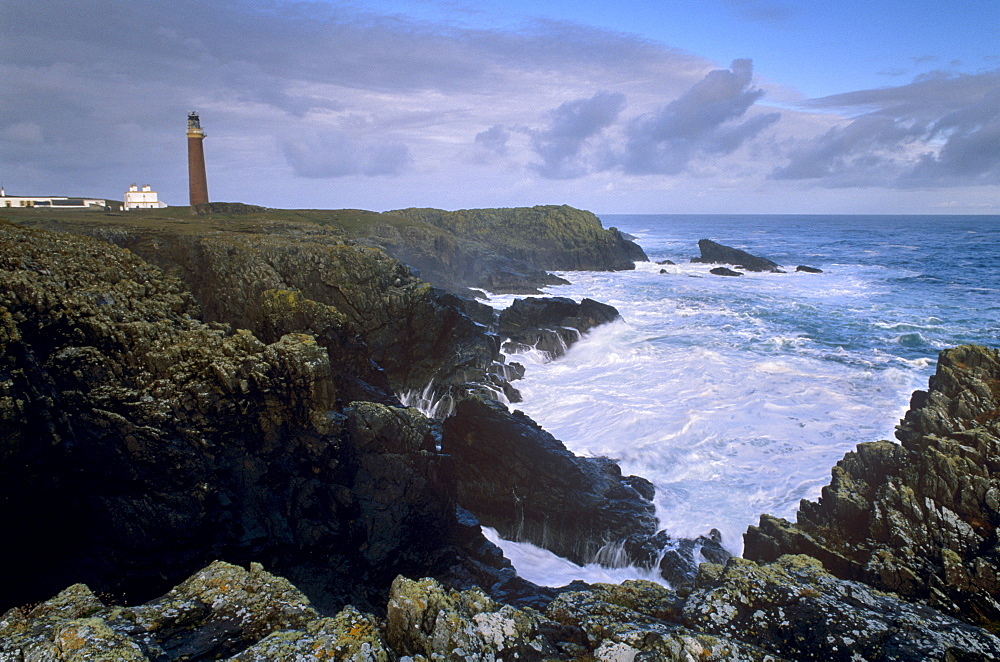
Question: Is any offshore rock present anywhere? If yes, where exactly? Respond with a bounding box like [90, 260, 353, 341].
[0, 222, 477, 614]
[499, 296, 621, 360]
[796, 265, 823, 273]
[441, 397, 658, 566]
[709, 266, 743, 277]
[744, 344, 1000, 630]
[693, 239, 782, 272]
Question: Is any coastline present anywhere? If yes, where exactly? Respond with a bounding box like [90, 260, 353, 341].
[2, 207, 999, 660]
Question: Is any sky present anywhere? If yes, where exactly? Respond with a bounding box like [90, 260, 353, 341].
[1, 0, 998, 214]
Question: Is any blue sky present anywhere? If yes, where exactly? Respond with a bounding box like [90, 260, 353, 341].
[1, 0, 998, 213]
[374, 0, 998, 98]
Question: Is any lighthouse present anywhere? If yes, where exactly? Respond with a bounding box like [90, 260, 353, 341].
[187, 111, 209, 206]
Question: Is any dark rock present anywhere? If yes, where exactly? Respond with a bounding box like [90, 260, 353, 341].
[709, 266, 743, 277]
[0, 222, 493, 615]
[657, 259, 676, 265]
[20, 218, 515, 407]
[441, 397, 658, 566]
[621, 529, 733, 588]
[10, 555, 1000, 662]
[744, 345, 1000, 630]
[693, 239, 782, 272]
[795, 265, 823, 273]
[659, 268, 668, 274]
[683, 555, 1000, 661]
[545, 581, 775, 660]
[499, 296, 620, 360]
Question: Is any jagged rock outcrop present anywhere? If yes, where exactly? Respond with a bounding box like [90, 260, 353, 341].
[386, 576, 558, 660]
[744, 344, 1000, 630]
[682, 555, 1000, 660]
[0, 561, 386, 661]
[693, 239, 782, 272]
[622, 529, 732, 589]
[499, 296, 621, 360]
[441, 397, 658, 566]
[0, 221, 499, 614]
[12, 556, 996, 661]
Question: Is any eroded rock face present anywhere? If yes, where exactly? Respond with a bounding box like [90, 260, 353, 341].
[19, 218, 513, 403]
[441, 397, 658, 566]
[693, 239, 782, 272]
[499, 296, 621, 360]
[0, 222, 478, 613]
[388, 205, 648, 275]
[744, 345, 1000, 629]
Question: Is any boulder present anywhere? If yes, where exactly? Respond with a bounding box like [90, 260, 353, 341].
[499, 296, 620, 360]
[693, 239, 782, 272]
[795, 265, 823, 273]
[386, 576, 558, 660]
[621, 529, 732, 589]
[709, 267, 743, 277]
[441, 397, 658, 566]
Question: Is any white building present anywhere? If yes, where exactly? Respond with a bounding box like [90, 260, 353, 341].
[124, 184, 167, 210]
[0, 187, 105, 209]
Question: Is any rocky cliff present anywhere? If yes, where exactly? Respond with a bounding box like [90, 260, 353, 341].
[0, 214, 651, 621]
[0, 220, 488, 614]
[385, 205, 648, 293]
[744, 344, 1000, 632]
[5, 209, 1000, 660]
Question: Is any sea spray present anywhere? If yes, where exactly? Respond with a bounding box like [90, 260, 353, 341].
[487, 214, 1000, 571]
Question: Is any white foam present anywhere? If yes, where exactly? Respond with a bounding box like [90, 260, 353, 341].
[481, 527, 666, 587]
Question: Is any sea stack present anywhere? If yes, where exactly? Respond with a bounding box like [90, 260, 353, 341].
[187, 111, 209, 206]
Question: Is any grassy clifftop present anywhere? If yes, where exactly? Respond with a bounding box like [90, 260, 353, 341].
[2, 203, 645, 296]
[389, 204, 647, 273]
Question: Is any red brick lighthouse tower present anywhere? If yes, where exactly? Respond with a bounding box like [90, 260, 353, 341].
[187, 111, 209, 206]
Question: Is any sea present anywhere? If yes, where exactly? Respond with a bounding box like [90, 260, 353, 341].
[480, 214, 1000, 587]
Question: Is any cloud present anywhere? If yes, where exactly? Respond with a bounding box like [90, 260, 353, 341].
[3, 122, 44, 144]
[0, 0, 715, 203]
[772, 69, 1000, 187]
[530, 91, 625, 179]
[282, 131, 411, 178]
[620, 60, 780, 175]
[467, 125, 510, 165]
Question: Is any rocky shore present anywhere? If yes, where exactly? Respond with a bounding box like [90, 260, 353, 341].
[2, 208, 999, 660]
